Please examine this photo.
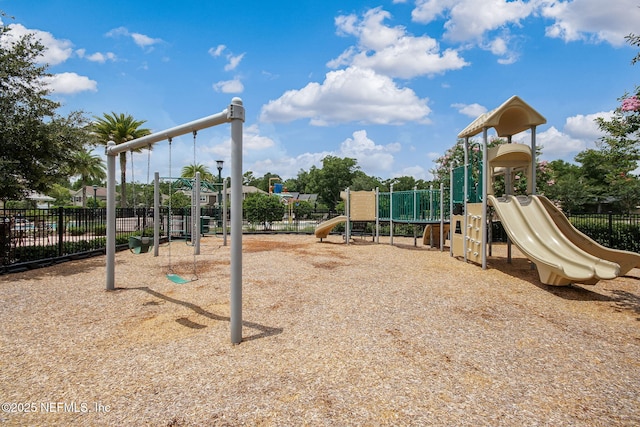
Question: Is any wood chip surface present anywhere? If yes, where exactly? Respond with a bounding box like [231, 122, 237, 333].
[1, 234, 639, 426]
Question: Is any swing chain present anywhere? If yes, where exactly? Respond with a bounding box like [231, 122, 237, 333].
[167, 138, 173, 274]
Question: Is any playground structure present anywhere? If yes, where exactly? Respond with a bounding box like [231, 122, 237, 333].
[452, 95, 640, 285]
[105, 97, 244, 344]
[315, 185, 448, 248]
[315, 95, 640, 286]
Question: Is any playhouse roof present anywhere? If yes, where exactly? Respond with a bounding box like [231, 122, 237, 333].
[457, 95, 546, 139]
[171, 177, 218, 192]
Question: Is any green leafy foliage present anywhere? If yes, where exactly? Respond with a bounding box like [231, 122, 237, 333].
[292, 200, 314, 219]
[181, 164, 214, 182]
[168, 192, 190, 209]
[89, 113, 151, 208]
[243, 193, 285, 227]
[0, 22, 90, 201]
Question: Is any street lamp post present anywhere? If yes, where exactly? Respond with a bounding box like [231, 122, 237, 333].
[93, 185, 98, 207]
[216, 160, 224, 227]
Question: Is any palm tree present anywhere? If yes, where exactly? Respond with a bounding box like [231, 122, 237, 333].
[181, 163, 214, 182]
[90, 113, 151, 207]
[71, 148, 106, 207]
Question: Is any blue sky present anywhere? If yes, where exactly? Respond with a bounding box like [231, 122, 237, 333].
[1, 0, 639, 182]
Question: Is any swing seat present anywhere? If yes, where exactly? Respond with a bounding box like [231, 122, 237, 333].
[128, 236, 153, 254]
[166, 273, 191, 284]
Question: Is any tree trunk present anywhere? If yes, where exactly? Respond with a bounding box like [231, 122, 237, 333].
[119, 152, 127, 208]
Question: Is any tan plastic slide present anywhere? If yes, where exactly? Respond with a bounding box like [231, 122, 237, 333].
[314, 215, 347, 239]
[537, 195, 640, 275]
[423, 223, 450, 248]
[488, 195, 620, 286]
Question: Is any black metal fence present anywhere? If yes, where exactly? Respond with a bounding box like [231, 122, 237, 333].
[1, 207, 638, 274]
[2, 208, 100, 271]
[488, 212, 640, 253]
[566, 212, 640, 254]
[2, 208, 128, 272]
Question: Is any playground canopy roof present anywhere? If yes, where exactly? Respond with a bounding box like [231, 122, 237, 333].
[457, 95, 546, 139]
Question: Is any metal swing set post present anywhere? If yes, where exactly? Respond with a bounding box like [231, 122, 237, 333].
[105, 97, 245, 344]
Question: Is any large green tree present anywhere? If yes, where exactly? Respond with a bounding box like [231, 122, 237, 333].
[543, 160, 591, 212]
[590, 89, 640, 213]
[315, 156, 359, 210]
[590, 34, 640, 213]
[241, 171, 282, 193]
[0, 17, 89, 202]
[284, 169, 314, 194]
[243, 193, 285, 228]
[90, 113, 151, 207]
[351, 170, 383, 191]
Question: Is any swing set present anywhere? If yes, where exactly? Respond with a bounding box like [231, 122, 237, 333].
[165, 132, 202, 284]
[127, 129, 229, 284]
[104, 97, 245, 344]
[127, 145, 154, 255]
[124, 133, 204, 283]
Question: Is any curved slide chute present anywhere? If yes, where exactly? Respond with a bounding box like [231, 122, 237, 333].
[314, 215, 348, 239]
[536, 195, 640, 275]
[488, 195, 620, 286]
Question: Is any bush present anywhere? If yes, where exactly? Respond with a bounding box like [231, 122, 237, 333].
[243, 194, 285, 227]
[116, 235, 131, 245]
[67, 226, 87, 236]
[292, 200, 314, 219]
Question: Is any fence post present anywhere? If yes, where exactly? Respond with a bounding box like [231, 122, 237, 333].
[608, 211, 613, 247]
[389, 183, 394, 246]
[58, 207, 64, 257]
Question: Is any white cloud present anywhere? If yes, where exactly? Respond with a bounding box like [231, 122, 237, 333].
[395, 165, 433, 181]
[3, 23, 73, 65]
[78, 50, 116, 63]
[409, 1, 532, 64]
[260, 66, 431, 126]
[106, 27, 162, 49]
[209, 45, 245, 71]
[224, 53, 245, 71]
[212, 78, 244, 93]
[442, 0, 533, 43]
[244, 124, 276, 151]
[532, 126, 588, 159]
[250, 152, 329, 179]
[410, 0, 533, 41]
[248, 130, 405, 179]
[338, 130, 400, 173]
[485, 35, 519, 64]
[411, 0, 458, 24]
[207, 126, 407, 179]
[563, 111, 612, 140]
[208, 45, 226, 57]
[105, 27, 129, 38]
[516, 110, 612, 161]
[330, 7, 468, 78]
[131, 32, 161, 48]
[41, 72, 97, 94]
[452, 102, 487, 118]
[541, 0, 640, 46]
[201, 124, 327, 179]
[202, 124, 275, 159]
[410, 0, 640, 49]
